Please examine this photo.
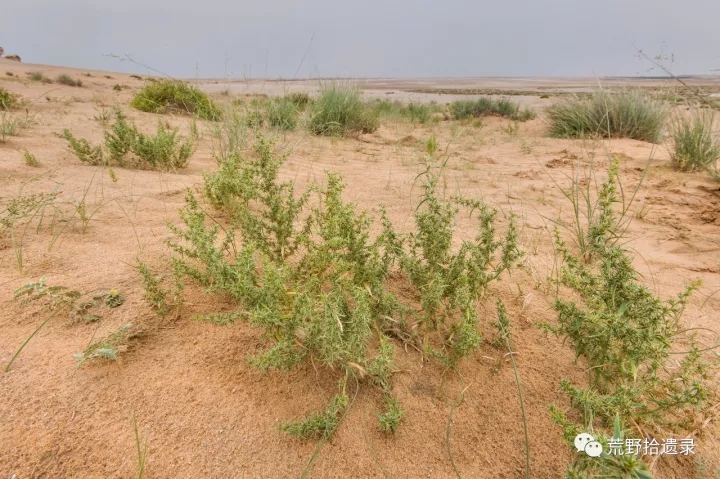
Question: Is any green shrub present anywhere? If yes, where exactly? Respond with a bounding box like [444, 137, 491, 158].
[56, 74, 82, 87]
[544, 159, 717, 477]
[267, 98, 299, 131]
[168, 136, 521, 439]
[547, 91, 666, 142]
[56, 130, 105, 165]
[58, 110, 194, 171]
[669, 110, 720, 173]
[130, 79, 221, 120]
[0, 87, 18, 110]
[308, 83, 379, 136]
[450, 97, 535, 121]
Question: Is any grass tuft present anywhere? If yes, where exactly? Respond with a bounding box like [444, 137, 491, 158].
[547, 91, 666, 142]
[450, 97, 535, 121]
[131, 79, 221, 120]
[56, 74, 83, 87]
[308, 83, 379, 136]
[0, 86, 19, 110]
[669, 110, 720, 173]
[268, 97, 299, 131]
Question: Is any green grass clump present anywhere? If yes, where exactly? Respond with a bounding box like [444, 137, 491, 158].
[450, 97, 535, 121]
[669, 110, 720, 173]
[377, 396, 404, 434]
[267, 98, 299, 131]
[56, 74, 82, 87]
[130, 79, 221, 121]
[0, 86, 18, 110]
[58, 110, 194, 171]
[27, 72, 53, 84]
[370, 100, 442, 124]
[547, 91, 666, 142]
[308, 83, 379, 136]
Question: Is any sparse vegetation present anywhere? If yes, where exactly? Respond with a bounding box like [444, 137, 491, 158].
[27, 71, 53, 84]
[130, 79, 221, 120]
[450, 97, 536, 121]
[23, 149, 39, 167]
[285, 92, 312, 109]
[308, 83, 379, 136]
[668, 110, 720, 173]
[56, 74, 83, 87]
[371, 99, 442, 124]
[74, 323, 136, 366]
[544, 160, 717, 477]
[267, 97, 299, 130]
[0, 86, 18, 110]
[167, 134, 521, 440]
[58, 109, 195, 170]
[547, 90, 667, 142]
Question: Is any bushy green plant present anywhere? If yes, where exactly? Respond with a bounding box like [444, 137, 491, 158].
[130, 79, 221, 120]
[166, 135, 521, 440]
[669, 110, 720, 173]
[545, 160, 717, 476]
[59, 110, 194, 171]
[27, 72, 52, 83]
[450, 97, 535, 121]
[0, 86, 18, 110]
[547, 91, 666, 142]
[267, 98, 299, 131]
[57, 129, 105, 165]
[308, 83, 379, 136]
[377, 395, 404, 434]
[56, 74, 82, 87]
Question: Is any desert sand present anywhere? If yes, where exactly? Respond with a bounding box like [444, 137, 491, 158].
[1, 59, 719, 478]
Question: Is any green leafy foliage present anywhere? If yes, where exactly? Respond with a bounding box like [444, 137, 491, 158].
[450, 97, 535, 121]
[0, 86, 19, 110]
[74, 323, 136, 366]
[58, 110, 194, 171]
[545, 160, 717, 475]
[280, 393, 349, 439]
[130, 79, 221, 120]
[547, 91, 666, 142]
[166, 135, 521, 439]
[377, 395, 404, 434]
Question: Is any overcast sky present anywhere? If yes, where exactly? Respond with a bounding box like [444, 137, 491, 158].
[2, 0, 719, 79]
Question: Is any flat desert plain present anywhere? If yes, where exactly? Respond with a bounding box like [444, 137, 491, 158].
[1, 59, 720, 478]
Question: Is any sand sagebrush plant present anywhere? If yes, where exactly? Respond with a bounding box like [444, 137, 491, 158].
[547, 91, 666, 142]
[59, 110, 195, 171]
[131, 79, 221, 120]
[450, 97, 535, 121]
[267, 97, 299, 131]
[669, 110, 720, 173]
[308, 83, 379, 136]
[167, 135, 521, 439]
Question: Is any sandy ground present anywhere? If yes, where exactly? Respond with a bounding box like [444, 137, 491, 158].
[1, 59, 720, 478]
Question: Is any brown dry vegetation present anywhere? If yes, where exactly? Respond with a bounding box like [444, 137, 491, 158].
[1, 59, 720, 479]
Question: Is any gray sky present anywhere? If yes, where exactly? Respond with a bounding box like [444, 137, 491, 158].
[2, 0, 719, 79]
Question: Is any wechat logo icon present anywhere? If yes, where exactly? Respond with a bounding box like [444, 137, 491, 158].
[574, 433, 603, 457]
